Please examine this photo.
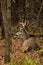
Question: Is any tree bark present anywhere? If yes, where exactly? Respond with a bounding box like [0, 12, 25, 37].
[1, 0, 11, 63]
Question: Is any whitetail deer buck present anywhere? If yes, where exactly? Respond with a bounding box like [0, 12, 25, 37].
[16, 20, 40, 52]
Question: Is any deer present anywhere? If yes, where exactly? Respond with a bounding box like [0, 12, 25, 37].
[17, 20, 40, 52]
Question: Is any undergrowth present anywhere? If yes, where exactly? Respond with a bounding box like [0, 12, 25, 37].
[9, 56, 41, 65]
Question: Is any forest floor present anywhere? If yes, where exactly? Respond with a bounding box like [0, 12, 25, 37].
[0, 38, 43, 65]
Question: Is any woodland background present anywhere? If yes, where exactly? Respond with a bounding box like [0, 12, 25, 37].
[0, 0, 43, 65]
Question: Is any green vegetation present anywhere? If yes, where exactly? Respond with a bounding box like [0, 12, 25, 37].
[9, 57, 41, 65]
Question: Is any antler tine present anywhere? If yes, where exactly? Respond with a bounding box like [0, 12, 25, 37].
[25, 19, 27, 25]
[19, 20, 27, 28]
[19, 21, 23, 26]
[26, 20, 29, 26]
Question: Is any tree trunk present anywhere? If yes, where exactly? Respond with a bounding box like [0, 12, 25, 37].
[23, 0, 26, 22]
[1, 0, 11, 63]
[1, 21, 5, 39]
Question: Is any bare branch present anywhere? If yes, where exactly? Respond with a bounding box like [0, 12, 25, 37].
[37, 0, 43, 22]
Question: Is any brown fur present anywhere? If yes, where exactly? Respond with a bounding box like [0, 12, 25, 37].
[22, 37, 40, 52]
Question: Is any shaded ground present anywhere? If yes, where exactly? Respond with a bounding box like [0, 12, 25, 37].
[0, 38, 43, 65]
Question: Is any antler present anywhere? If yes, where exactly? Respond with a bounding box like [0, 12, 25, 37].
[18, 20, 30, 38]
[19, 20, 26, 28]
